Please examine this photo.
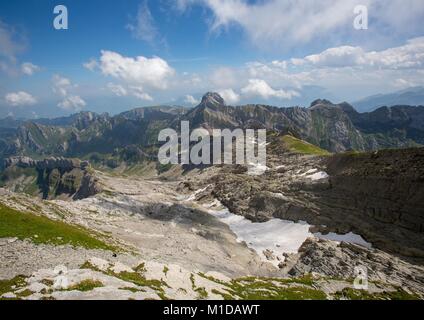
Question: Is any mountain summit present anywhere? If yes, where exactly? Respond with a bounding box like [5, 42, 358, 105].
[200, 92, 225, 107]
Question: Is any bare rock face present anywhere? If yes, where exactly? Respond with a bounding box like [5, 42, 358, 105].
[286, 238, 424, 295]
[3, 156, 37, 168]
[201, 92, 226, 107]
[1, 156, 101, 200]
[73, 174, 101, 200]
[3, 156, 84, 171]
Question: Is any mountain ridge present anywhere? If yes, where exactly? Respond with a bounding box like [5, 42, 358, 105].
[352, 87, 424, 112]
[1, 93, 424, 163]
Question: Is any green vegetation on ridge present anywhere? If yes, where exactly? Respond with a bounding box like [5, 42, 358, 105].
[0, 204, 115, 251]
[281, 135, 330, 156]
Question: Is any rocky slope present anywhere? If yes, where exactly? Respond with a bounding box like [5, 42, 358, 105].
[179, 136, 424, 264]
[1, 169, 423, 300]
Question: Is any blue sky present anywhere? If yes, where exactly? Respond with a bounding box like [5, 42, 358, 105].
[1, 0, 424, 118]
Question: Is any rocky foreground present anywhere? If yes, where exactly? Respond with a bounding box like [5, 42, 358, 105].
[1, 156, 423, 299]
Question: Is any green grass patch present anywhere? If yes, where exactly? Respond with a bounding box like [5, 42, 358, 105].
[119, 286, 145, 293]
[163, 266, 169, 276]
[81, 260, 169, 299]
[67, 279, 104, 292]
[0, 204, 115, 251]
[199, 273, 326, 300]
[190, 273, 208, 299]
[16, 289, 33, 298]
[281, 135, 330, 156]
[334, 288, 420, 300]
[0, 275, 27, 299]
[221, 279, 327, 300]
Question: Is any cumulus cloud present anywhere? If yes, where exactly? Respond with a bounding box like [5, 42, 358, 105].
[99, 50, 174, 90]
[218, 88, 240, 104]
[295, 37, 424, 69]
[52, 75, 86, 111]
[107, 83, 128, 97]
[130, 86, 153, 101]
[209, 37, 424, 101]
[184, 95, 199, 105]
[52, 74, 72, 96]
[83, 58, 98, 71]
[5, 91, 37, 106]
[21, 62, 40, 75]
[176, 0, 424, 49]
[241, 79, 300, 100]
[58, 95, 86, 111]
[106, 83, 153, 101]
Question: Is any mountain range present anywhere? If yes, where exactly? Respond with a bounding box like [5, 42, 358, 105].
[352, 87, 424, 112]
[1, 92, 424, 167]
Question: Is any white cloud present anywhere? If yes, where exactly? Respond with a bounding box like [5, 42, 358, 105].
[210, 67, 238, 88]
[83, 58, 98, 71]
[127, 0, 162, 45]
[99, 50, 175, 90]
[58, 95, 86, 111]
[52, 75, 86, 111]
[107, 83, 128, 97]
[106, 83, 153, 101]
[5, 91, 37, 106]
[177, 0, 424, 49]
[52, 74, 72, 97]
[212, 37, 424, 101]
[130, 86, 153, 101]
[184, 95, 199, 105]
[241, 79, 300, 100]
[296, 37, 424, 69]
[218, 88, 240, 104]
[21, 62, 40, 75]
[0, 19, 26, 75]
[0, 19, 25, 62]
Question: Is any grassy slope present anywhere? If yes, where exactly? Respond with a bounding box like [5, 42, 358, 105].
[282, 135, 331, 156]
[0, 204, 114, 251]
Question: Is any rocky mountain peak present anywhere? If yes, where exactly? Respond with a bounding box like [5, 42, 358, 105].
[310, 99, 334, 108]
[201, 92, 225, 107]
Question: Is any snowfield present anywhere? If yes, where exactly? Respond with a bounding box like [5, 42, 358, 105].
[201, 199, 373, 267]
[204, 201, 312, 266]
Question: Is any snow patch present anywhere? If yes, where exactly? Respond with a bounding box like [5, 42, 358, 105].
[205, 201, 312, 267]
[203, 201, 374, 267]
[306, 171, 329, 181]
[297, 168, 329, 181]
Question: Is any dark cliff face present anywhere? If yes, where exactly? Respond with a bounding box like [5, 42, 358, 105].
[1, 156, 100, 200]
[320, 149, 424, 259]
